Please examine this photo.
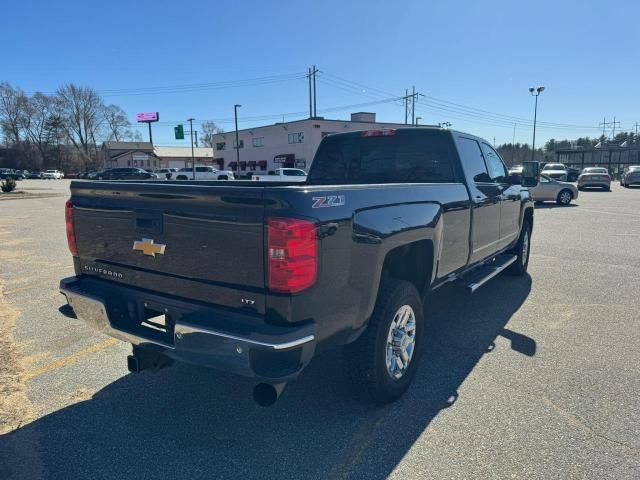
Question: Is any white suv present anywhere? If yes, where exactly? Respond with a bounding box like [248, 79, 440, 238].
[42, 169, 64, 179]
[541, 163, 568, 181]
[175, 166, 235, 180]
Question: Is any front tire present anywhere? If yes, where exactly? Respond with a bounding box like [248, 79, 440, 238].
[507, 219, 531, 276]
[557, 189, 573, 205]
[343, 279, 425, 404]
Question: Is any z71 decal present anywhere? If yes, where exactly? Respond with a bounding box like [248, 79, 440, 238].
[312, 195, 346, 208]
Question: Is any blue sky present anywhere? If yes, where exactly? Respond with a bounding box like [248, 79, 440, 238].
[2, 0, 639, 146]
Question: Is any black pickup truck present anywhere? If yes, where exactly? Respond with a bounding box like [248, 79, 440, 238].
[60, 127, 539, 405]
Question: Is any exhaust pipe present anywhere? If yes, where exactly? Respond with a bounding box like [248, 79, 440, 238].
[253, 382, 287, 407]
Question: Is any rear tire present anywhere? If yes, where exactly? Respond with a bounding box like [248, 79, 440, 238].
[507, 219, 531, 276]
[343, 279, 425, 404]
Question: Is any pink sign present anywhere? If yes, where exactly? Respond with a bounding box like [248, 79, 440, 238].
[136, 112, 159, 122]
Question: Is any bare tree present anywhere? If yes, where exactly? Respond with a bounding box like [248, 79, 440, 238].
[103, 104, 134, 141]
[56, 84, 105, 168]
[0, 82, 28, 145]
[20, 92, 56, 166]
[200, 121, 224, 148]
[45, 115, 66, 169]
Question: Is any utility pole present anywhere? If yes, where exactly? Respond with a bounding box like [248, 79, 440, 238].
[611, 116, 621, 140]
[411, 86, 416, 125]
[404, 88, 408, 124]
[187, 118, 195, 180]
[512, 123, 516, 164]
[599, 117, 610, 139]
[194, 131, 198, 148]
[312, 65, 318, 117]
[234, 104, 241, 179]
[529, 86, 545, 162]
[307, 67, 313, 118]
[402, 87, 425, 125]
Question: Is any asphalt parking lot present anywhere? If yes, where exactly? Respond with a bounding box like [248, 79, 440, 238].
[1, 179, 639, 479]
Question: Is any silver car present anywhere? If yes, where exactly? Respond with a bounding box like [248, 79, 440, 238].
[529, 174, 579, 205]
[577, 167, 611, 191]
[621, 165, 640, 187]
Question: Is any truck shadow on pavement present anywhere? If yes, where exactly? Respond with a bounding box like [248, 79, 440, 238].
[534, 203, 578, 209]
[1, 275, 533, 480]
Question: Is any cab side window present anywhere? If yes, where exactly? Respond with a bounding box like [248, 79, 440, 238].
[457, 137, 492, 183]
[481, 143, 508, 182]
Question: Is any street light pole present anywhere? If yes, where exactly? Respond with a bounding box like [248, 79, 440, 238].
[234, 104, 241, 178]
[415, 116, 422, 126]
[187, 118, 195, 179]
[529, 86, 545, 162]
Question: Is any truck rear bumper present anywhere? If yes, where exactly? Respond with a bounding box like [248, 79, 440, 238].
[60, 276, 316, 382]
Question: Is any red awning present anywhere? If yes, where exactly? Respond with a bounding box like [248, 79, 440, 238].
[248, 160, 257, 167]
[258, 160, 267, 166]
[228, 161, 238, 168]
[239, 161, 247, 170]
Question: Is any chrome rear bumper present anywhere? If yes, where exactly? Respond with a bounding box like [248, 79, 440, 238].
[60, 276, 316, 381]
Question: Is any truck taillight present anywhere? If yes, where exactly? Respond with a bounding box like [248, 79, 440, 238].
[65, 200, 77, 256]
[267, 218, 317, 293]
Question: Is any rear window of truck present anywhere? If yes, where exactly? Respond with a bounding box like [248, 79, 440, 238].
[307, 130, 457, 185]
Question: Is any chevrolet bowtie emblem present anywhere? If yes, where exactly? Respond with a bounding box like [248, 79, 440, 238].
[133, 238, 166, 257]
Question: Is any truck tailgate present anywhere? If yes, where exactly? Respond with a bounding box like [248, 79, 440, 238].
[70, 181, 266, 312]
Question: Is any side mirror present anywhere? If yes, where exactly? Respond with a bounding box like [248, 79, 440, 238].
[505, 174, 521, 185]
[522, 162, 540, 187]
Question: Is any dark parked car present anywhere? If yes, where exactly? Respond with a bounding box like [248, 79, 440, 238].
[60, 127, 539, 405]
[566, 167, 581, 182]
[96, 168, 158, 181]
[0, 168, 25, 180]
[27, 171, 44, 179]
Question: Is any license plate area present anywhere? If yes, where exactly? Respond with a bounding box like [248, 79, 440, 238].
[107, 296, 177, 346]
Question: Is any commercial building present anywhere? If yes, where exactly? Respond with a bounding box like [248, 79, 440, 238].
[209, 112, 411, 176]
[554, 143, 640, 179]
[153, 147, 214, 169]
[101, 142, 216, 169]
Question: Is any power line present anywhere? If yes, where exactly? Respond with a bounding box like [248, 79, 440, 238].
[25, 72, 307, 97]
[321, 71, 602, 132]
[127, 96, 404, 128]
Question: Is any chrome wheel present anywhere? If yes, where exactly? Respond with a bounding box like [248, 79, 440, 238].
[559, 191, 571, 204]
[521, 228, 529, 266]
[385, 305, 417, 379]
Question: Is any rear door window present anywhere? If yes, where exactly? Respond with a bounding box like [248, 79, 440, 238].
[457, 137, 492, 183]
[308, 130, 457, 184]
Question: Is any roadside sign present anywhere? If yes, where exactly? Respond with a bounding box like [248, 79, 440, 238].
[136, 112, 159, 122]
